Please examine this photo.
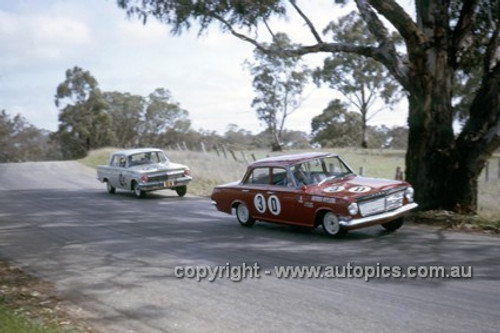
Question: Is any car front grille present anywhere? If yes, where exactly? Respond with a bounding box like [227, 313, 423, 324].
[358, 190, 405, 217]
[148, 170, 185, 183]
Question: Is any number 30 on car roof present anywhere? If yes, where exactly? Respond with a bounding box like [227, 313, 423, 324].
[253, 194, 281, 216]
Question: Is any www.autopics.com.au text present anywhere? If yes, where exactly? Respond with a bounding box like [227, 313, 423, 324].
[174, 262, 473, 282]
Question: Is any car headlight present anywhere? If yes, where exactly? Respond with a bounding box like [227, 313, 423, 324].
[405, 187, 414, 203]
[347, 202, 358, 216]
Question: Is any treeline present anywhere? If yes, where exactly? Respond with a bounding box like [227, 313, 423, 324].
[0, 105, 408, 163]
[0, 110, 60, 162]
[0, 66, 409, 162]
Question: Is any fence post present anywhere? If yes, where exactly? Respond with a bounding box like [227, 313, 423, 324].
[220, 145, 227, 159]
[214, 145, 220, 157]
[240, 151, 248, 164]
[395, 166, 403, 180]
[498, 157, 500, 180]
[251, 153, 257, 162]
[359, 166, 364, 176]
[201, 141, 207, 154]
[485, 161, 489, 182]
[230, 150, 238, 161]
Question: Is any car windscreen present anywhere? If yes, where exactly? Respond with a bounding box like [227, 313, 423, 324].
[291, 156, 353, 185]
[128, 151, 167, 166]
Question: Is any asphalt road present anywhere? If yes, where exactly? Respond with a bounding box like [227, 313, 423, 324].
[0, 161, 499, 333]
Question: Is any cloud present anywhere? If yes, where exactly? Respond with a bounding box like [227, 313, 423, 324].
[0, 10, 90, 70]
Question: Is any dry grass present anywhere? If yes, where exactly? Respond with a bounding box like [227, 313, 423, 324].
[80, 147, 500, 218]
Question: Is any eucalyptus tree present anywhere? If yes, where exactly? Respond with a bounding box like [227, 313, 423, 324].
[310, 99, 363, 148]
[54, 66, 114, 158]
[0, 110, 53, 162]
[103, 91, 144, 147]
[313, 11, 401, 148]
[245, 33, 310, 151]
[140, 88, 191, 147]
[116, 0, 500, 213]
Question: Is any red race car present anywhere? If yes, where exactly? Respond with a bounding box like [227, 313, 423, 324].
[211, 152, 418, 237]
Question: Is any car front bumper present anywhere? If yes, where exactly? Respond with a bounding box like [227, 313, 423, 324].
[340, 203, 418, 230]
[138, 176, 192, 191]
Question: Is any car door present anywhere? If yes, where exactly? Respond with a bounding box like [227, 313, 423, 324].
[109, 154, 127, 190]
[239, 166, 306, 226]
[238, 167, 275, 222]
[266, 167, 309, 226]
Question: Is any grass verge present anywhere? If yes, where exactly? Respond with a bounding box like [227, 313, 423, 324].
[0, 260, 96, 333]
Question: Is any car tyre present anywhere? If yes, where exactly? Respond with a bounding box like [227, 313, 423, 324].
[133, 182, 146, 198]
[106, 181, 115, 194]
[382, 218, 404, 232]
[236, 203, 255, 227]
[321, 212, 347, 238]
[175, 186, 187, 197]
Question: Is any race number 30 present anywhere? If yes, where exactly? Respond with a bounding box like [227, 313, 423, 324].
[253, 194, 281, 215]
[267, 195, 281, 215]
[254, 194, 266, 213]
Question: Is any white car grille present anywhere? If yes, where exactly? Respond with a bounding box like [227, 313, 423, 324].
[358, 191, 405, 217]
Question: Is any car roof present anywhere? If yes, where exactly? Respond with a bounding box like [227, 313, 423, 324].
[112, 148, 164, 156]
[250, 152, 338, 167]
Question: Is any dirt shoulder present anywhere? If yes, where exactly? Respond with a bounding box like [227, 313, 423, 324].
[0, 259, 98, 333]
[408, 210, 500, 235]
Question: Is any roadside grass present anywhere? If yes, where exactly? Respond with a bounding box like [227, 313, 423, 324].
[0, 260, 95, 333]
[0, 307, 62, 333]
[81, 147, 500, 233]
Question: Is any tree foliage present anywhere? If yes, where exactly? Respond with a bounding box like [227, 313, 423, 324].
[244, 33, 309, 151]
[313, 11, 401, 148]
[53, 66, 114, 159]
[311, 99, 362, 147]
[0, 110, 58, 162]
[116, 0, 500, 213]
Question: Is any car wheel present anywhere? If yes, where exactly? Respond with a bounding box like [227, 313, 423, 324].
[382, 218, 404, 232]
[236, 203, 255, 227]
[133, 182, 146, 198]
[322, 212, 347, 238]
[106, 181, 115, 194]
[175, 186, 187, 197]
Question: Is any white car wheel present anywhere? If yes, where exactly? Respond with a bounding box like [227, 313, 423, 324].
[133, 182, 146, 198]
[106, 181, 115, 194]
[322, 212, 347, 238]
[236, 203, 255, 226]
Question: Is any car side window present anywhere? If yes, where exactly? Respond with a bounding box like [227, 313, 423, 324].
[111, 155, 125, 167]
[271, 168, 290, 187]
[245, 168, 270, 185]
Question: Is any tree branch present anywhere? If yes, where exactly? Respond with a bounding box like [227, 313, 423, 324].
[213, 7, 411, 89]
[354, 0, 411, 89]
[451, 0, 480, 68]
[485, 25, 500, 73]
[288, 0, 323, 43]
[366, 0, 425, 46]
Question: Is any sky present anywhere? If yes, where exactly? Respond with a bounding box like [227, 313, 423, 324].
[0, 0, 409, 135]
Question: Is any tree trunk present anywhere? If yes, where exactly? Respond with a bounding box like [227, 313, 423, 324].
[406, 59, 500, 213]
[405, 18, 457, 211]
[361, 118, 368, 148]
[450, 63, 500, 213]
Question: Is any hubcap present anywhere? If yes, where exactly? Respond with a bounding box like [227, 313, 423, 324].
[237, 204, 249, 223]
[324, 212, 340, 235]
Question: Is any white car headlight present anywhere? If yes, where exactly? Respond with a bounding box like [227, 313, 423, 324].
[347, 202, 359, 216]
[405, 187, 414, 203]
